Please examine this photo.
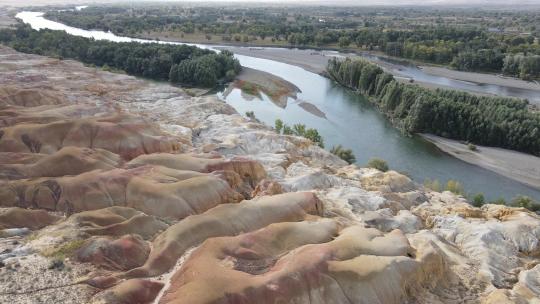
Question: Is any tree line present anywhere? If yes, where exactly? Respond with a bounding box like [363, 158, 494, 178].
[0, 25, 241, 87]
[46, 6, 540, 79]
[327, 58, 540, 156]
[502, 54, 540, 80]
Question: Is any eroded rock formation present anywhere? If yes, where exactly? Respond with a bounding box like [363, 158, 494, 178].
[1, 46, 539, 304]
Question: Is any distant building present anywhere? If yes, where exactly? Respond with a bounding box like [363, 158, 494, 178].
[488, 27, 502, 33]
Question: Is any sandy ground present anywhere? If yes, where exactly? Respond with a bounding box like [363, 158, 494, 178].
[228, 67, 328, 118]
[219, 46, 334, 75]
[235, 67, 300, 95]
[421, 66, 540, 92]
[228, 66, 300, 108]
[422, 134, 540, 190]
[220, 47, 540, 104]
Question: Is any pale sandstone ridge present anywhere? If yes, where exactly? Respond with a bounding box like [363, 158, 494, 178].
[0, 45, 539, 304]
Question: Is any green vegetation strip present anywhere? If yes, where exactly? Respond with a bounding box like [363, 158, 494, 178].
[46, 5, 540, 79]
[0, 25, 241, 87]
[327, 58, 540, 156]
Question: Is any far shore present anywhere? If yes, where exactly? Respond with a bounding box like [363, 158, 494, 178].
[420, 66, 540, 92]
[3, 4, 537, 100]
[421, 134, 540, 191]
[217, 46, 540, 104]
[219, 46, 332, 75]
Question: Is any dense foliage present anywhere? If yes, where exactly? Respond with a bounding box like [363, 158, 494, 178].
[327, 58, 540, 155]
[46, 5, 540, 78]
[502, 55, 540, 80]
[0, 25, 240, 87]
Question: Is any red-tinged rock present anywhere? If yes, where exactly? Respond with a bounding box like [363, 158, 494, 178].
[0, 207, 61, 230]
[76, 234, 150, 271]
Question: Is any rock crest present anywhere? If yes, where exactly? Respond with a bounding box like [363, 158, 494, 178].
[0, 46, 539, 304]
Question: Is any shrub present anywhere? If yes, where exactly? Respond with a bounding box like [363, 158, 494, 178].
[43, 239, 86, 260]
[292, 123, 306, 136]
[445, 179, 464, 195]
[304, 128, 324, 148]
[276, 121, 324, 148]
[331, 145, 356, 164]
[275, 119, 284, 134]
[367, 158, 389, 172]
[245, 111, 256, 120]
[467, 143, 478, 151]
[48, 258, 65, 270]
[424, 178, 441, 192]
[283, 125, 293, 135]
[471, 193, 485, 207]
[491, 197, 507, 205]
[510, 195, 540, 212]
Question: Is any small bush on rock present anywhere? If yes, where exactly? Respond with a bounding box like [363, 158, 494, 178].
[445, 180, 464, 195]
[471, 193, 485, 207]
[511, 195, 540, 212]
[367, 158, 389, 172]
[331, 145, 356, 164]
[424, 179, 442, 192]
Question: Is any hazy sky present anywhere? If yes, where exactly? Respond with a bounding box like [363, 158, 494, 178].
[115, 0, 540, 6]
[137, 0, 540, 4]
[1, 0, 539, 6]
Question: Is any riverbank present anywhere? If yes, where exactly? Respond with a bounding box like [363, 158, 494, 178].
[422, 134, 540, 191]
[420, 65, 540, 92]
[3, 45, 540, 304]
[228, 67, 300, 108]
[218, 46, 540, 104]
[218, 46, 334, 75]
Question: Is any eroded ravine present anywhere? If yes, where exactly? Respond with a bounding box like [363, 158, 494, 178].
[1, 46, 540, 304]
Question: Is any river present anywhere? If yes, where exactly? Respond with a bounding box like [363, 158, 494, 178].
[15, 11, 540, 201]
[360, 53, 540, 103]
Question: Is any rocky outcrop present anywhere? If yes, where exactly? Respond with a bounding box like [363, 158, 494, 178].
[1, 46, 539, 304]
[91, 279, 164, 304]
[0, 166, 243, 219]
[0, 114, 181, 159]
[159, 222, 442, 304]
[0, 207, 61, 230]
[119, 192, 324, 280]
[76, 234, 150, 270]
[0, 147, 121, 179]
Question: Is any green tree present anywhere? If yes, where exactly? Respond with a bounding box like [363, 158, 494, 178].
[338, 36, 351, 48]
[275, 119, 284, 134]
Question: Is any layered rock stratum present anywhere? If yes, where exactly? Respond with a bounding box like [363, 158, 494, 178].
[0, 45, 539, 304]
